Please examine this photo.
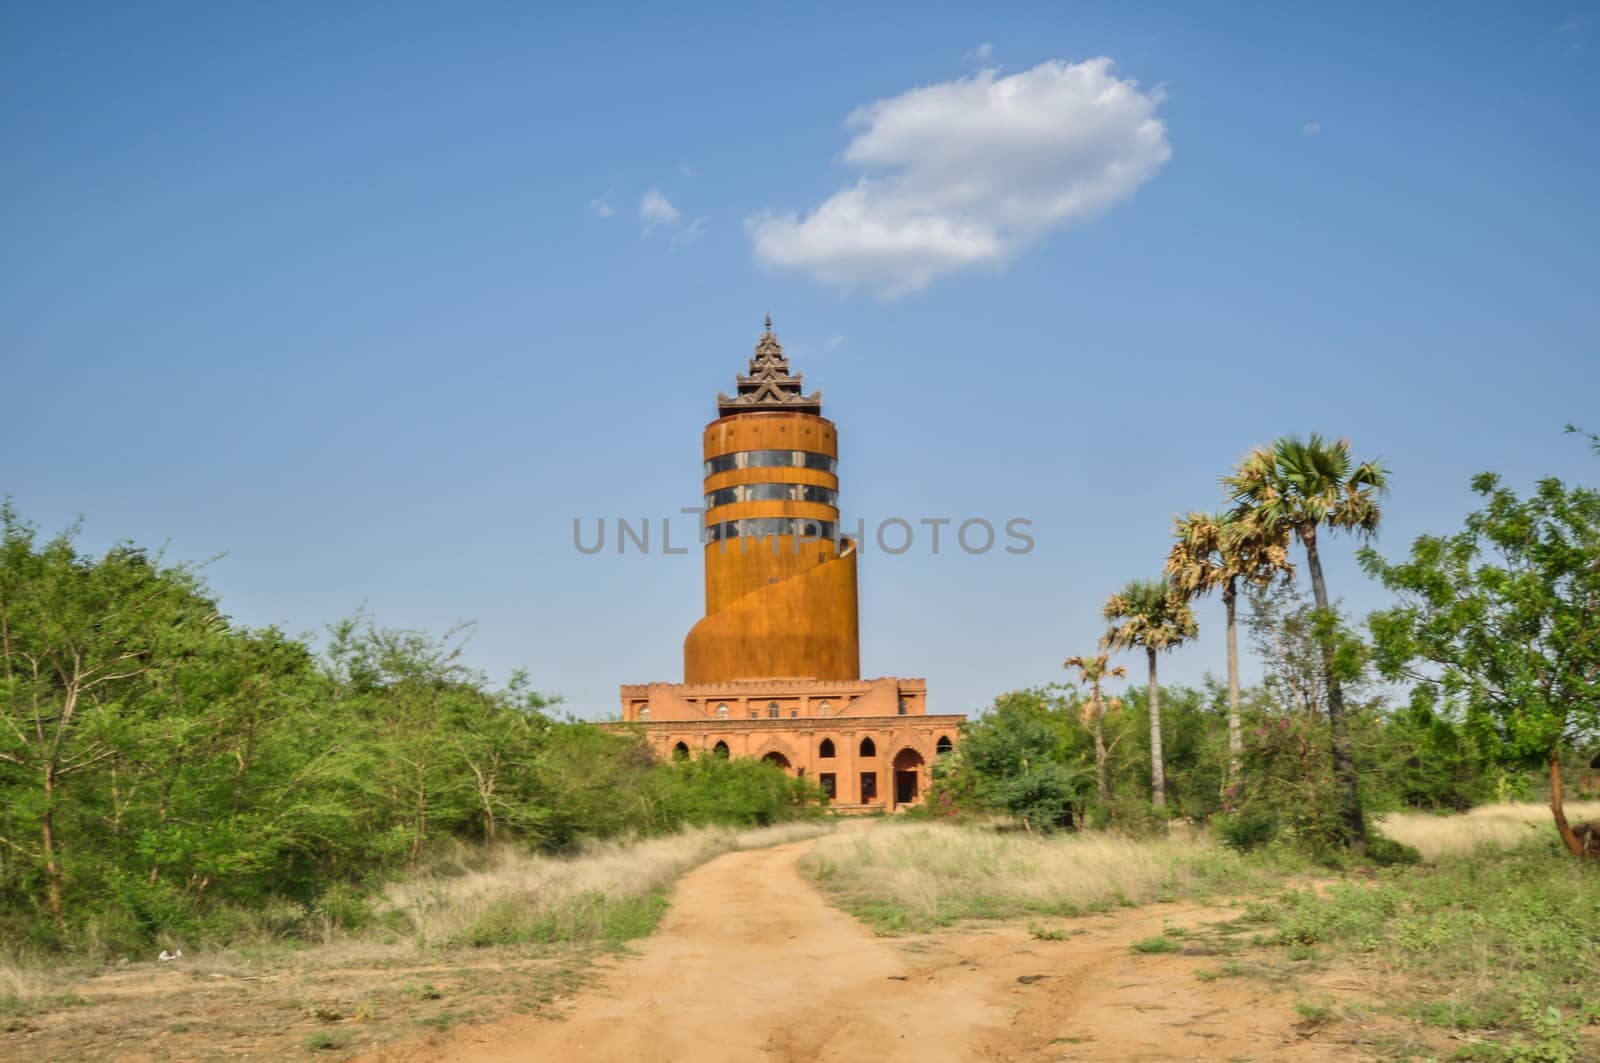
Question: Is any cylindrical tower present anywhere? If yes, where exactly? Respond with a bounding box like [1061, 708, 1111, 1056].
[683, 318, 861, 683]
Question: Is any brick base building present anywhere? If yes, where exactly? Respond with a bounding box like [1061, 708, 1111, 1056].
[619, 677, 962, 811]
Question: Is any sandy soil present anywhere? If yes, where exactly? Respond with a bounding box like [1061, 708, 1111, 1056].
[367, 838, 1383, 1063]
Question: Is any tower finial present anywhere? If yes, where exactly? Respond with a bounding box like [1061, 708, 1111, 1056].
[764, 311, 772, 332]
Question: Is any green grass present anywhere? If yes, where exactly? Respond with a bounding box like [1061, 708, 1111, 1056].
[1129, 935, 1183, 954]
[450, 888, 672, 949]
[1240, 842, 1600, 1060]
[304, 1029, 352, 1051]
[0, 991, 92, 1018]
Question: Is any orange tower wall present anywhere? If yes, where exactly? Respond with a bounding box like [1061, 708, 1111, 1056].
[683, 410, 861, 683]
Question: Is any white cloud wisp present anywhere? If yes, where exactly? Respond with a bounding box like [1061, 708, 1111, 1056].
[639, 188, 680, 232]
[747, 58, 1171, 297]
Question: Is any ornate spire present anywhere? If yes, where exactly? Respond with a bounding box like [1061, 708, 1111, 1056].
[717, 316, 822, 415]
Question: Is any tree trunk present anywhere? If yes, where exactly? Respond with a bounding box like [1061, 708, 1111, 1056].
[1224, 579, 1241, 806]
[1550, 753, 1587, 856]
[1092, 696, 1110, 809]
[41, 764, 64, 924]
[1147, 646, 1166, 809]
[1301, 524, 1367, 852]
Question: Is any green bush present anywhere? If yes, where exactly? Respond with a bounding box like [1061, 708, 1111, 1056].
[1363, 833, 1421, 867]
[1213, 808, 1280, 851]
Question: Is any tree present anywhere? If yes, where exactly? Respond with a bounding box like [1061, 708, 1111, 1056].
[1362, 472, 1600, 857]
[0, 505, 214, 923]
[1243, 579, 1382, 721]
[953, 689, 1090, 831]
[1062, 652, 1125, 809]
[1224, 435, 1388, 850]
[1166, 510, 1293, 795]
[1101, 579, 1197, 809]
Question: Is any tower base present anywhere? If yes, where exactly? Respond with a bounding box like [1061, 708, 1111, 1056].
[616, 677, 962, 811]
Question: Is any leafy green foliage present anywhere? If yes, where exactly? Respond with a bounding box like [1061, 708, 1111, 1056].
[932, 688, 1091, 831]
[1362, 472, 1600, 853]
[1363, 474, 1600, 769]
[0, 506, 819, 955]
[1213, 807, 1280, 851]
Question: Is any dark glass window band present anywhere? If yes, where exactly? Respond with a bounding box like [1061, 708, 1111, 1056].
[704, 483, 839, 508]
[705, 518, 836, 542]
[704, 450, 837, 476]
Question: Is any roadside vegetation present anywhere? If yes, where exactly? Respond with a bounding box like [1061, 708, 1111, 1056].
[2, 821, 829, 1057]
[924, 430, 1598, 862]
[804, 809, 1599, 1060]
[877, 428, 1599, 1058]
[0, 501, 825, 967]
[1235, 840, 1600, 1060]
[803, 822, 1260, 931]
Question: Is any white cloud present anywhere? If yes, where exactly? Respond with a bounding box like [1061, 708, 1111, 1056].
[964, 42, 994, 63]
[678, 161, 695, 177]
[638, 188, 705, 244]
[826, 335, 844, 349]
[746, 58, 1170, 297]
[1302, 121, 1323, 136]
[639, 188, 680, 233]
[588, 194, 615, 218]
[671, 216, 707, 247]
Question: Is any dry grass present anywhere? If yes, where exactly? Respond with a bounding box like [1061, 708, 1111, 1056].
[388, 821, 831, 947]
[802, 822, 1250, 931]
[1376, 801, 1600, 860]
[1, 821, 831, 1059]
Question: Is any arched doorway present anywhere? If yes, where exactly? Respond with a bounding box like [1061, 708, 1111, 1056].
[892, 748, 925, 808]
[672, 741, 690, 760]
[712, 740, 730, 758]
[762, 750, 791, 772]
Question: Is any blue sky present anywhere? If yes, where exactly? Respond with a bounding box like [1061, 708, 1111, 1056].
[4, 3, 1597, 718]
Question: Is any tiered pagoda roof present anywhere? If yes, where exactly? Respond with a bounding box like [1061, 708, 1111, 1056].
[717, 315, 822, 416]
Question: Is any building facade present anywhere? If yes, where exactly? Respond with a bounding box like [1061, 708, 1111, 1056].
[619, 318, 964, 810]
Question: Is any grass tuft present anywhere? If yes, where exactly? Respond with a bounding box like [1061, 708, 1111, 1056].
[1375, 801, 1600, 861]
[799, 822, 1293, 932]
[386, 822, 831, 950]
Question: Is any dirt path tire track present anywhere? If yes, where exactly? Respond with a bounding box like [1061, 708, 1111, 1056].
[368, 837, 1366, 1062]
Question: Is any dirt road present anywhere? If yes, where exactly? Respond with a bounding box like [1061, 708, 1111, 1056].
[373, 836, 1365, 1062]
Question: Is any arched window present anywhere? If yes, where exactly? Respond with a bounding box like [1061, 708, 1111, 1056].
[897, 698, 908, 716]
[712, 740, 730, 758]
[859, 737, 876, 758]
[767, 701, 780, 719]
[817, 700, 832, 715]
[640, 706, 651, 720]
[715, 703, 729, 719]
[819, 738, 836, 759]
[672, 741, 690, 760]
[936, 734, 953, 755]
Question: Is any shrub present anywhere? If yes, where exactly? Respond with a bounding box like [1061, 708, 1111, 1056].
[1213, 808, 1280, 851]
[1363, 833, 1421, 867]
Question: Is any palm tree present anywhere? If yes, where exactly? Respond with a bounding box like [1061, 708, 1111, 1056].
[1101, 579, 1197, 809]
[1223, 434, 1388, 850]
[1063, 652, 1127, 809]
[1165, 510, 1294, 798]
